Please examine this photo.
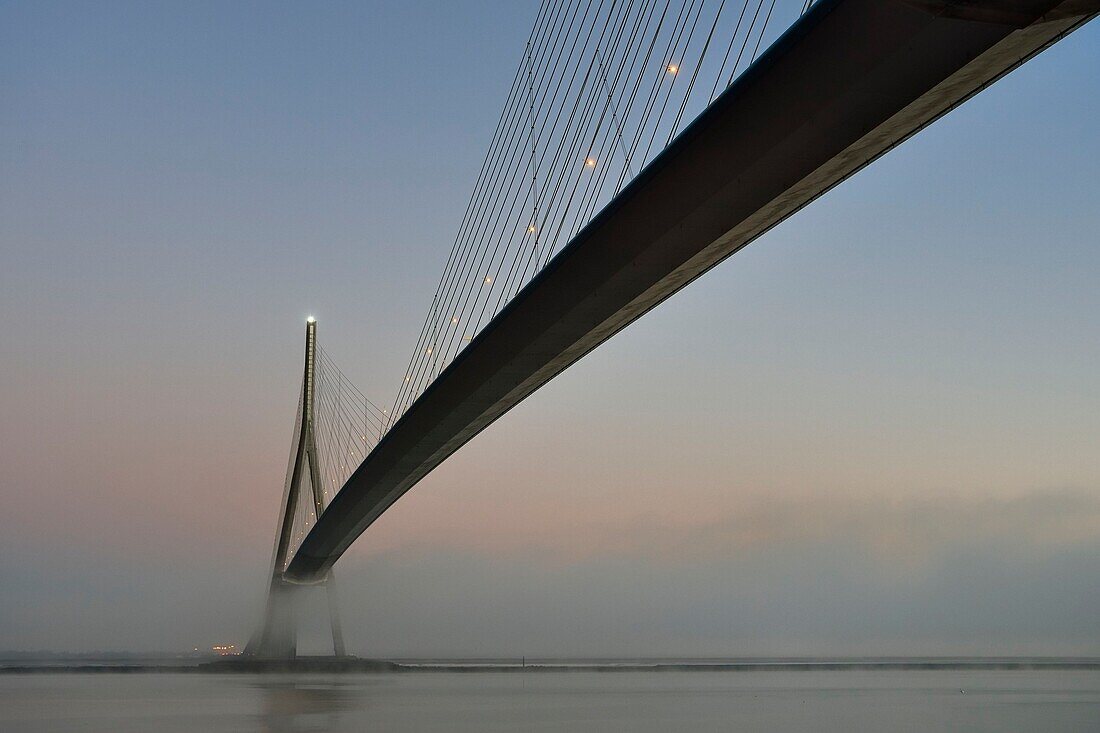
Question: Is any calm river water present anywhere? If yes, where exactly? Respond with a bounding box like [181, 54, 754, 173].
[1, 669, 1098, 731]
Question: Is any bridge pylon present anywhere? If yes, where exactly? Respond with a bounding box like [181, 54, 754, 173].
[245, 317, 346, 659]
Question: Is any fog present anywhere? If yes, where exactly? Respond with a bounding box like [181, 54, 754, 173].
[2, 488, 1097, 657]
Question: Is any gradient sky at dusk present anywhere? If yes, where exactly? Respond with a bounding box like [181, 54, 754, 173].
[2, 1, 1099, 656]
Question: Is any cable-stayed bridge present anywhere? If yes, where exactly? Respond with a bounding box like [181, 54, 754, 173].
[246, 0, 1098, 658]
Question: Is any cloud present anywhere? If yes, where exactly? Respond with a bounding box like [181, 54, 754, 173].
[350, 488, 1100, 573]
[318, 489, 1100, 657]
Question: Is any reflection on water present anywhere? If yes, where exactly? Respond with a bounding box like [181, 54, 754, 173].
[0, 670, 1098, 732]
[254, 678, 366, 733]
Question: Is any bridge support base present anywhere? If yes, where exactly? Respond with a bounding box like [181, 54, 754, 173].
[250, 577, 299, 659]
[246, 574, 346, 659]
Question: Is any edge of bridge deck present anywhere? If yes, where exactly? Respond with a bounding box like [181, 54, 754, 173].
[285, 0, 1099, 583]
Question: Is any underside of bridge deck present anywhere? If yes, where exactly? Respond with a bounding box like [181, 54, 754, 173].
[285, 0, 1098, 583]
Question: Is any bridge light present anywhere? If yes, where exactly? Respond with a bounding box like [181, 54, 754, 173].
[585, 157, 596, 168]
[306, 316, 316, 323]
[666, 63, 678, 75]
[451, 316, 459, 325]
[528, 224, 536, 233]
[484, 276, 493, 284]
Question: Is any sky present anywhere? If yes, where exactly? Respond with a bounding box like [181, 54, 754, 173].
[1, 1, 1098, 657]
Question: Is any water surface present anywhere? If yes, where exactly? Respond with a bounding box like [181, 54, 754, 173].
[2, 669, 1098, 731]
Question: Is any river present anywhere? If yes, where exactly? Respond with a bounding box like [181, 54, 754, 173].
[2, 669, 1098, 731]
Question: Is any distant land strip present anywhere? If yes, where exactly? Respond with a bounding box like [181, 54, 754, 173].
[4, 658, 1100, 674]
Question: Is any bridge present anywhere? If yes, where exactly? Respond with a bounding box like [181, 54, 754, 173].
[245, 0, 1098, 657]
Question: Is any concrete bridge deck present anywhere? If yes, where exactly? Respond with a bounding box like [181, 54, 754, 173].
[285, 0, 1099, 583]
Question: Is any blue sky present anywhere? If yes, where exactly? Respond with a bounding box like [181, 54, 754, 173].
[1, 1, 1098, 655]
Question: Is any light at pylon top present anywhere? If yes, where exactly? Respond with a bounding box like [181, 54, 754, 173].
[306, 316, 316, 324]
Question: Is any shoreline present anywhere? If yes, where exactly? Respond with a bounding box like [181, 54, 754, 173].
[4, 658, 1100, 674]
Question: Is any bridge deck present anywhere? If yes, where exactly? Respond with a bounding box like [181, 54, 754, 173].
[285, 0, 1097, 583]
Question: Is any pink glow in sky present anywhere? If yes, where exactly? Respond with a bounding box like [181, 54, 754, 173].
[1, 1, 1099, 656]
